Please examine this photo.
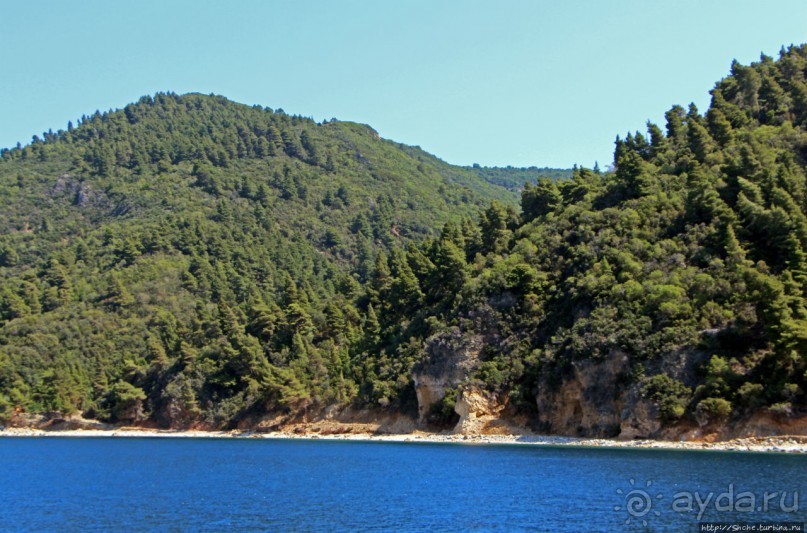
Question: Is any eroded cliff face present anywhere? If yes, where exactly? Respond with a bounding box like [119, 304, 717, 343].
[239, 338, 807, 439]
[534, 351, 639, 438]
[674, 412, 807, 442]
[533, 349, 713, 439]
[452, 386, 513, 435]
[411, 329, 482, 423]
[238, 404, 418, 436]
[11, 335, 804, 440]
[410, 334, 695, 438]
[5, 412, 111, 431]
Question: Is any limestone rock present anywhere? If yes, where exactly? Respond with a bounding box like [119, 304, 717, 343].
[535, 351, 630, 437]
[453, 386, 504, 435]
[412, 329, 482, 423]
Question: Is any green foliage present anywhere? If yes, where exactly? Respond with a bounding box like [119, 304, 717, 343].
[736, 382, 765, 410]
[466, 165, 572, 190]
[695, 397, 733, 425]
[3, 46, 807, 429]
[521, 178, 562, 223]
[0, 92, 513, 426]
[769, 401, 793, 419]
[427, 387, 459, 427]
[642, 375, 692, 421]
[106, 381, 147, 422]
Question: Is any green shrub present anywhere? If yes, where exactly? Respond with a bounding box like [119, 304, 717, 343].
[641, 374, 691, 421]
[769, 402, 793, 419]
[427, 388, 459, 427]
[695, 397, 732, 426]
[736, 382, 765, 409]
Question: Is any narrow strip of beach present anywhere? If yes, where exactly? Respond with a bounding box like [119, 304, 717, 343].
[1, 427, 806, 454]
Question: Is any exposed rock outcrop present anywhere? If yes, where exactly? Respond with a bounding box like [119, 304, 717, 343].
[534, 349, 716, 439]
[6, 412, 111, 431]
[618, 387, 662, 440]
[242, 404, 417, 435]
[535, 351, 631, 437]
[51, 174, 108, 208]
[412, 329, 482, 423]
[453, 386, 507, 435]
[710, 412, 807, 440]
[533, 351, 652, 438]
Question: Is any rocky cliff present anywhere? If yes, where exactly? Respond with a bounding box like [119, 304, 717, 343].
[411, 329, 482, 423]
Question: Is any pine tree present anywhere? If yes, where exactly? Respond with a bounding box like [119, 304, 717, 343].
[368, 251, 392, 306]
[389, 248, 423, 313]
[521, 178, 562, 223]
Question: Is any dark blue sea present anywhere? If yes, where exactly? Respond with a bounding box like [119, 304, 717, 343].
[0, 438, 804, 532]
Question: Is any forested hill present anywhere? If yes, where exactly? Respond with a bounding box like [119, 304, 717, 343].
[466, 165, 573, 190]
[424, 44, 807, 437]
[3, 45, 807, 439]
[0, 93, 514, 425]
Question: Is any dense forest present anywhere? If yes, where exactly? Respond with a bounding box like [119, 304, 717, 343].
[2, 45, 807, 435]
[0, 96, 512, 426]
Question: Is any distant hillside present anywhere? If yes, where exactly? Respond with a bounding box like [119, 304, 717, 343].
[466, 165, 572, 190]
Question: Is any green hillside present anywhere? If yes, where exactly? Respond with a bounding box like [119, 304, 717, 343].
[0, 94, 512, 426]
[466, 165, 573, 190]
[2, 44, 807, 435]
[389, 45, 807, 432]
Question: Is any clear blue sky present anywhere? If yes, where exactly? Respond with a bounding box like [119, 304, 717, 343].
[2, 1, 805, 168]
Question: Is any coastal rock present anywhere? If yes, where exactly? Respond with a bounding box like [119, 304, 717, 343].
[533, 348, 713, 439]
[412, 329, 482, 423]
[453, 386, 505, 435]
[718, 412, 807, 439]
[244, 405, 418, 436]
[617, 389, 661, 440]
[6, 412, 110, 431]
[535, 351, 631, 437]
[41, 415, 111, 431]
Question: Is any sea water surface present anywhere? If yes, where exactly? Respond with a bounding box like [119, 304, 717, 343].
[0, 437, 805, 532]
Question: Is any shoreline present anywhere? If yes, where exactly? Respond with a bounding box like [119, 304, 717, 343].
[2, 427, 806, 454]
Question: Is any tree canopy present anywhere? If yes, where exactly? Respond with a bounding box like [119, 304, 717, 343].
[2, 45, 807, 432]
